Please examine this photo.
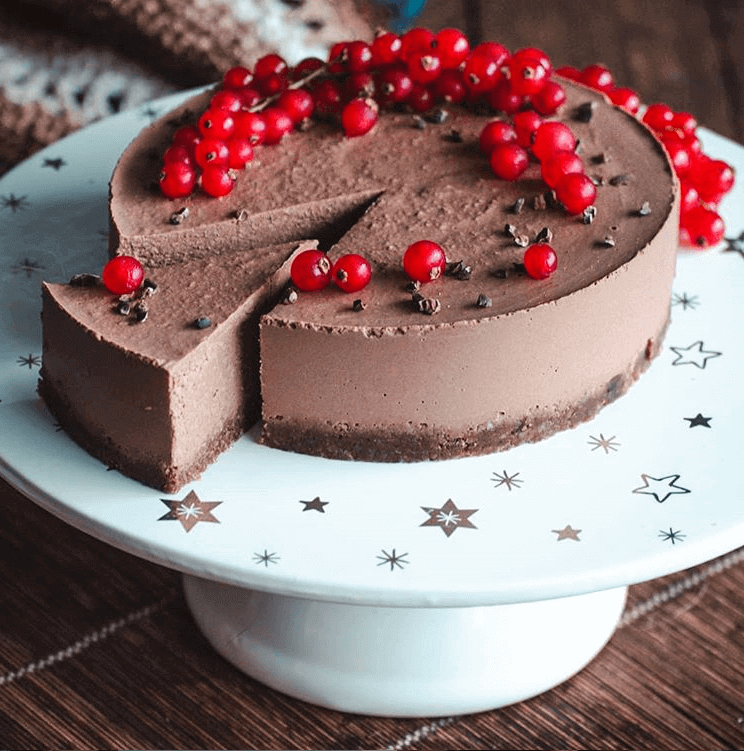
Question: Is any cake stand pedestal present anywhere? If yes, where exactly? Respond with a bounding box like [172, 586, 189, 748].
[183, 576, 626, 716]
[1, 94, 743, 719]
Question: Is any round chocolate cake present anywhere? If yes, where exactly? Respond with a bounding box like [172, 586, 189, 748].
[39, 45, 680, 490]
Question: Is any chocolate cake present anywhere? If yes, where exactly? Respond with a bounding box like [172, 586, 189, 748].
[39, 58, 679, 490]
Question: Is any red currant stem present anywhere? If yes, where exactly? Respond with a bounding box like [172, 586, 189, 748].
[247, 55, 344, 114]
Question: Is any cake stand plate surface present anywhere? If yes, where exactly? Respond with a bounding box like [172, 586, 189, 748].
[1, 92, 743, 716]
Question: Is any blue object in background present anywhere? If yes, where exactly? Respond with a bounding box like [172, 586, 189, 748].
[380, 0, 427, 32]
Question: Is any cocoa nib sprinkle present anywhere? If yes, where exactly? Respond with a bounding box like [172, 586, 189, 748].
[69, 272, 100, 287]
[582, 205, 598, 225]
[169, 207, 189, 225]
[512, 197, 526, 214]
[598, 234, 616, 248]
[504, 223, 517, 238]
[142, 278, 158, 296]
[513, 233, 530, 248]
[574, 101, 596, 123]
[638, 201, 652, 216]
[444, 128, 463, 143]
[281, 285, 299, 305]
[476, 293, 492, 308]
[235, 208, 249, 222]
[116, 299, 131, 315]
[446, 260, 472, 280]
[609, 173, 631, 186]
[424, 108, 449, 124]
[412, 291, 441, 315]
[132, 301, 148, 323]
[352, 298, 366, 312]
[193, 316, 212, 329]
[412, 115, 427, 130]
[535, 226, 553, 243]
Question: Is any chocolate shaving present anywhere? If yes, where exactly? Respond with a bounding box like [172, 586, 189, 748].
[512, 197, 525, 214]
[504, 223, 517, 238]
[69, 273, 100, 287]
[281, 286, 299, 305]
[514, 233, 530, 248]
[638, 201, 652, 216]
[424, 108, 449, 124]
[352, 299, 366, 312]
[476, 293, 492, 308]
[169, 207, 189, 225]
[193, 316, 212, 329]
[582, 205, 597, 224]
[535, 226, 553, 243]
[532, 193, 547, 211]
[446, 261, 472, 280]
[574, 101, 596, 123]
[609, 173, 631, 186]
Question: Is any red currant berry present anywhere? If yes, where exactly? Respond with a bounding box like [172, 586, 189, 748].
[407, 50, 442, 85]
[523, 243, 558, 279]
[554, 65, 581, 81]
[198, 108, 236, 140]
[579, 64, 614, 92]
[513, 47, 553, 77]
[555, 172, 597, 214]
[194, 137, 229, 168]
[341, 98, 379, 138]
[346, 40, 374, 73]
[531, 121, 576, 161]
[328, 41, 351, 74]
[531, 80, 567, 115]
[435, 28, 470, 69]
[608, 87, 641, 115]
[332, 253, 372, 292]
[254, 53, 288, 81]
[485, 79, 525, 115]
[400, 27, 436, 60]
[434, 68, 467, 104]
[661, 138, 692, 177]
[479, 120, 518, 154]
[312, 79, 344, 118]
[376, 66, 413, 107]
[470, 41, 510, 68]
[680, 181, 700, 214]
[642, 103, 674, 132]
[290, 249, 332, 291]
[235, 87, 262, 109]
[681, 205, 724, 248]
[226, 137, 254, 169]
[371, 31, 402, 67]
[276, 89, 315, 124]
[408, 84, 435, 113]
[290, 56, 324, 82]
[162, 143, 194, 167]
[222, 66, 253, 90]
[690, 157, 735, 203]
[513, 110, 543, 148]
[159, 161, 197, 198]
[489, 143, 529, 181]
[262, 107, 294, 145]
[344, 71, 376, 100]
[233, 111, 267, 144]
[403, 240, 446, 283]
[102, 255, 145, 295]
[671, 111, 698, 134]
[200, 165, 234, 197]
[210, 89, 243, 113]
[507, 54, 549, 96]
[172, 125, 202, 153]
[541, 150, 584, 189]
[258, 72, 289, 97]
[463, 54, 501, 94]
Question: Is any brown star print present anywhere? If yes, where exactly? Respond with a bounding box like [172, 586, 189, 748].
[420, 498, 478, 537]
[159, 490, 221, 532]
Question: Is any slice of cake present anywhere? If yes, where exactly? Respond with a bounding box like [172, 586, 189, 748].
[39, 241, 310, 491]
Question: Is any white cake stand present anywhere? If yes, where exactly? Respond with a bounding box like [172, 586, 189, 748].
[1, 93, 743, 717]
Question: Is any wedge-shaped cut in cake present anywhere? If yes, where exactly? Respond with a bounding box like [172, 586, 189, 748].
[39, 241, 310, 491]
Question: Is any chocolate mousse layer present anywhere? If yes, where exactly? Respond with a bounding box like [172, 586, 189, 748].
[40, 241, 309, 491]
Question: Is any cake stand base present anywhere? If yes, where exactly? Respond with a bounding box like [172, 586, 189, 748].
[182, 575, 627, 717]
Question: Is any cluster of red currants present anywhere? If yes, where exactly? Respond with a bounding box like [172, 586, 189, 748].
[158, 27, 572, 200]
[556, 65, 734, 248]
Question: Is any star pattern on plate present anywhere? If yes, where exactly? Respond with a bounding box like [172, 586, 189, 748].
[158, 491, 221, 532]
[632, 473, 691, 503]
[588, 433, 620, 453]
[376, 548, 409, 570]
[671, 292, 699, 310]
[420, 498, 478, 537]
[17, 353, 40, 369]
[723, 231, 744, 259]
[253, 550, 280, 566]
[491, 470, 523, 490]
[670, 341, 722, 369]
[0, 194, 29, 213]
[299, 496, 328, 513]
[552, 524, 581, 541]
[659, 528, 686, 544]
[42, 157, 66, 171]
[684, 413, 712, 428]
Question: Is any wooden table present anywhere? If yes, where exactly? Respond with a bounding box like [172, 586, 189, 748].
[1, 1, 743, 748]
